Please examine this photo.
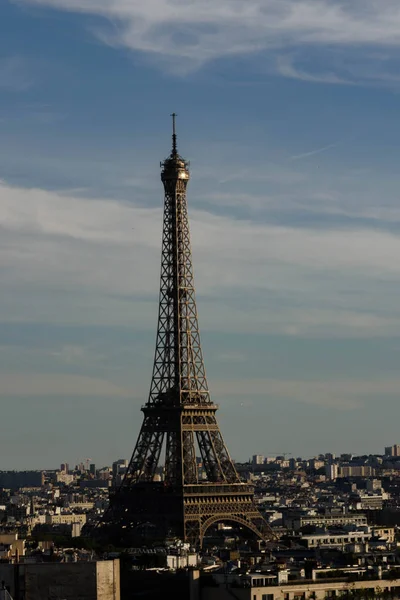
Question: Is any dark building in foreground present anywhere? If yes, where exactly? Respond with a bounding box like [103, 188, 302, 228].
[0, 472, 44, 489]
[0, 560, 120, 600]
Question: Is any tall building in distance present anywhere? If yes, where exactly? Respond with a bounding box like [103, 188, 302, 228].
[326, 464, 339, 480]
[385, 445, 400, 457]
[112, 459, 128, 477]
[97, 116, 274, 547]
[325, 453, 335, 464]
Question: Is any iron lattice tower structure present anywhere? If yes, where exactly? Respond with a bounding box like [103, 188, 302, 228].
[100, 116, 275, 546]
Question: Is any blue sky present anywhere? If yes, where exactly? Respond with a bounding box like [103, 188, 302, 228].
[2, 0, 400, 469]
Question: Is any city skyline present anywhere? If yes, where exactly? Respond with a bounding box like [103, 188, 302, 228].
[2, 1, 400, 468]
[2, 443, 400, 473]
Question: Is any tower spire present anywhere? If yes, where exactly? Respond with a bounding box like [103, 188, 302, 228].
[171, 112, 177, 155]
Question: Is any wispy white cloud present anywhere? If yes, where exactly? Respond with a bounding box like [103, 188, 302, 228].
[16, 0, 400, 77]
[276, 54, 354, 86]
[0, 372, 133, 397]
[0, 56, 33, 91]
[274, 52, 400, 87]
[0, 353, 398, 411]
[215, 351, 246, 363]
[50, 344, 108, 366]
[212, 377, 400, 410]
[1, 180, 400, 338]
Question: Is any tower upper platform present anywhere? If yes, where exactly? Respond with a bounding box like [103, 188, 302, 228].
[161, 113, 190, 182]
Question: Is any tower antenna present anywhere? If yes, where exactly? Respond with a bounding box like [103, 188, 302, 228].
[171, 112, 177, 155]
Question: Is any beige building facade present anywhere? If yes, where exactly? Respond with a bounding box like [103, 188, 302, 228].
[45, 513, 87, 525]
[0, 534, 25, 561]
[203, 576, 400, 600]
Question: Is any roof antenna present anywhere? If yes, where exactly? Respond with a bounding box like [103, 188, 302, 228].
[171, 112, 177, 155]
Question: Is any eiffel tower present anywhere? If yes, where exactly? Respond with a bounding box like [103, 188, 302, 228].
[100, 116, 275, 547]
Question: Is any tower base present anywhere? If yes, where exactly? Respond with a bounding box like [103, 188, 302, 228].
[97, 481, 275, 548]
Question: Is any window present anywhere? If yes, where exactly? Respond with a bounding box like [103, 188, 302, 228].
[262, 595, 274, 600]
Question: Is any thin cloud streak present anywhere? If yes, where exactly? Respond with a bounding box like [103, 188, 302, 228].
[0, 372, 133, 397]
[289, 142, 340, 161]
